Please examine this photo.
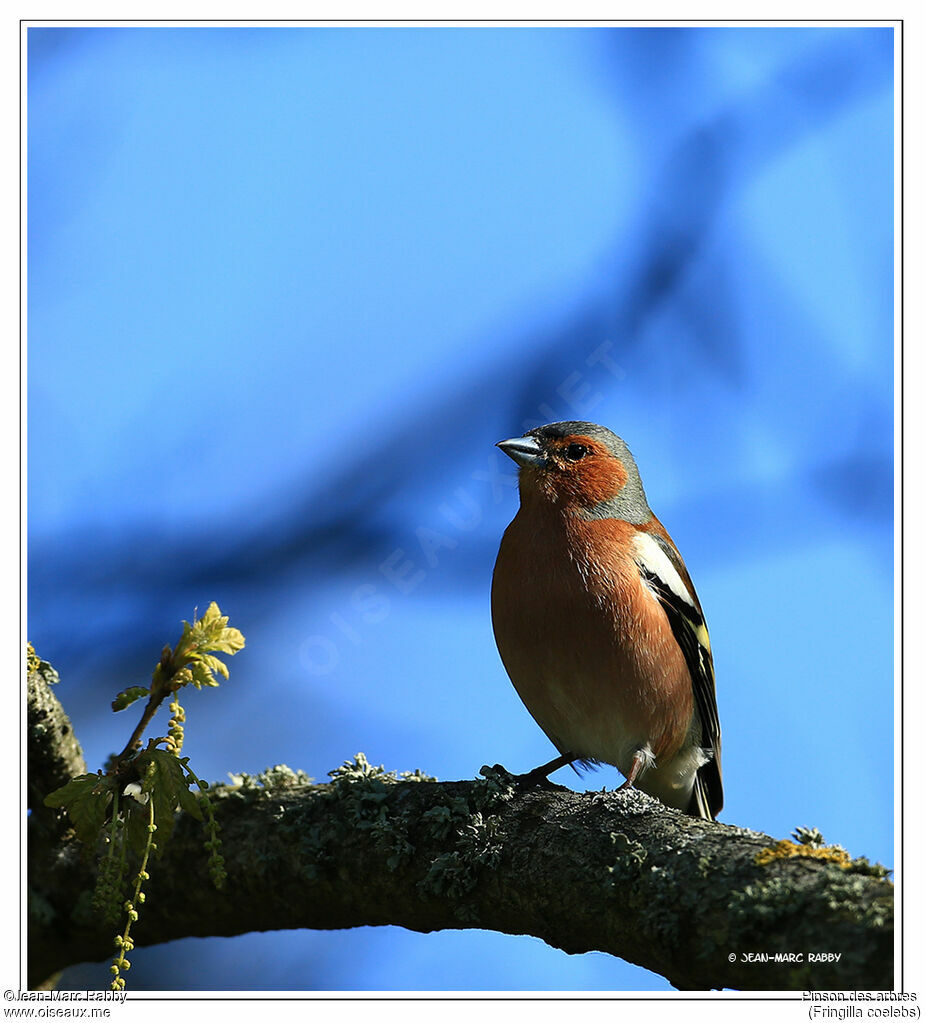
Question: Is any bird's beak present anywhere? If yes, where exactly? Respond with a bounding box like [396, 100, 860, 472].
[496, 435, 547, 468]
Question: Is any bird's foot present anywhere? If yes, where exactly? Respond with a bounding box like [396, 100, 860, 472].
[510, 752, 576, 790]
[617, 749, 648, 792]
[513, 768, 560, 790]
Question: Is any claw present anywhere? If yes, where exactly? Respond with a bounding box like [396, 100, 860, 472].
[513, 752, 576, 789]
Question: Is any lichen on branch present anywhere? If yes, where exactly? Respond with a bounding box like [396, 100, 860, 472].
[28, 656, 893, 993]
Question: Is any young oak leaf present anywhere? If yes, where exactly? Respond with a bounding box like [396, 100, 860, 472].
[44, 774, 113, 846]
[177, 781, 204, 822]
[189, 661, 218, 689]
[199, 653, 230, 680]
[139, 749, 188, 851]
[168, 603, 244, 692]
[190, 602, 245, 655]
[112, 686, 150, 713]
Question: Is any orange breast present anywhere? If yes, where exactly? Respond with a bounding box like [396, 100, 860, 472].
[491, 508, 694, 773]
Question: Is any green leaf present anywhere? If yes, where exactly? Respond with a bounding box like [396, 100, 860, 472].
[189, 661, 217, 689]
[207, 628, 245, 655]
[124, 799, 152, 857]
[177, 782, 204, 821]
[140, 749, 188, 850]
[192, 603, 244, 654]
[44, 773, 99, 809]
[44, 774, 113, 846]
[200, 653, 229, 680]
[199, 602, 222, 626]
[111, 687, 150, 713]
[142, 749, 186, 799]
[162, 603, 245, 691]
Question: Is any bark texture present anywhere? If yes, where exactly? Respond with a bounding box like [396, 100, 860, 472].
[27, 663, 893, 992]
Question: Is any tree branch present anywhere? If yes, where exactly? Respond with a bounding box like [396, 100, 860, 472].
[27, 663, 893, 991]
[27, 650, 86, 821]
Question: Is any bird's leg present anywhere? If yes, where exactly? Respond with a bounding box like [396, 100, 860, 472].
[515, 752, 575, 788]
[617, 749, 648, 791]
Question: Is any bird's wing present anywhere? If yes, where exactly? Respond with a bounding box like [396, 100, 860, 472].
[632, 528, 723, 819]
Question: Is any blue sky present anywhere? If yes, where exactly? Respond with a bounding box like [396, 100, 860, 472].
[28, 25, 894, 991]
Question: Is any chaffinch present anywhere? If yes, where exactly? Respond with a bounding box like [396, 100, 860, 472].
[491, 421, 722, 820]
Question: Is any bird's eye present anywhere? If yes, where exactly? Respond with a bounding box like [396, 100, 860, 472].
[565, 443, 588, 461]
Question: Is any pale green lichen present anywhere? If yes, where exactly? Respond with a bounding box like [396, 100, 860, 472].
[846, 857, 893, 879]
[457, 812, 503, 868]
[274, 755, 438, 880]
[412, 768, 516, 911]
[729, 865, 892, 938]
[27, 643, 60, 687]
[823, 875, 894, 929]
[419, 851, 477, 899]
[369, 817, 416, 871]
[792, 826, 826, 848]
[472, 765, 517, 809]
[729, 875, 806, 926]
[421, 803, 465, 841]
[227, 764, 314, 791]
[328, 753, 436, 788]
[607, 831, 648, 883]
[257, 764, 314, 789]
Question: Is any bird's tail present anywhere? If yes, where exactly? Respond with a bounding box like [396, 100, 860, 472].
[687, 768, 720, 821]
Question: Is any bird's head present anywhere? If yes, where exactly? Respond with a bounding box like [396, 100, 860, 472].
[497, 421, 652, 523]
